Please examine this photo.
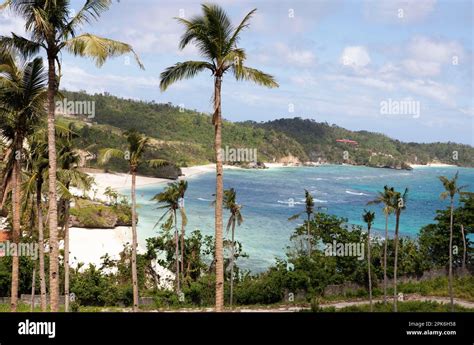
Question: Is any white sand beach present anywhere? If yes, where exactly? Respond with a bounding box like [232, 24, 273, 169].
[67, 162, 318, 275]
[67, 164, 216, 279]
[410, 163, 457, 168]
[68, 226, 174, 289]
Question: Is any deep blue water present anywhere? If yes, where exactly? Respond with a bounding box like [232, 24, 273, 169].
[132, 165, 474, 272]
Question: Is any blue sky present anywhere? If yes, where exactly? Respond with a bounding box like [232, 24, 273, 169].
[1, 0, 473, 144]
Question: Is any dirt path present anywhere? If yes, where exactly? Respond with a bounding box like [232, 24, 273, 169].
[229, 294, 474, 312]
[113, 294, 474, 312]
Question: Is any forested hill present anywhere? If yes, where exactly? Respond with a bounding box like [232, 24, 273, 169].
[60, 90, 308, 174]
[61, 91, 474, 175]
[255, 118, 474, 168]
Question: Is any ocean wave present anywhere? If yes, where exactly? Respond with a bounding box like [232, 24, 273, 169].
[345, 190, 368, 196]
[277, 200, 304, 205]
[197, 197, 212, 202]
[300, 198, 327, 203]
[309, 189, 328, 195]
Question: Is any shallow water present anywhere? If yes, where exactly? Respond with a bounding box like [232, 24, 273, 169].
[132, 165, 474, 272]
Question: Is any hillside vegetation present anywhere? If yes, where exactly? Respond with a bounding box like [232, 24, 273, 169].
[61, 90, 308, 174]
[61, 91, 474, 175]
[257, 118, 474, 168]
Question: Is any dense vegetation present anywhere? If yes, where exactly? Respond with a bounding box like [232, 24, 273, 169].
[60, 90, 308, 172]
[1, 194, 471, 310]
[60, 92, 474, 172]
[256, 118, 474, 168]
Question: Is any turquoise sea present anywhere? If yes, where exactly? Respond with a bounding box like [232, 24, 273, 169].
[132, 165, 474, 272]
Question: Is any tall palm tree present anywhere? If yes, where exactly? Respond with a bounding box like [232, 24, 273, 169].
[289, 189, 315, 256]
[367, 185, 395, 305]
[391, 187, 408, 312]
[0, 52, 47, 311]
[177, 180, 188, 280]
[23, 131, 49, 311]
[56, 124, 93, 312]
[439, 172, 467, 312]
[1, 0, 143, 312]
[362, 209, 375, 312]
[100, 130, 166, 312]
[223, 188, 243, 308]
[159, 4, 278, 311]
[152, 182, 182, 293]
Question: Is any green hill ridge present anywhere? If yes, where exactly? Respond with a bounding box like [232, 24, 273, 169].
[59, 90, 474, 177]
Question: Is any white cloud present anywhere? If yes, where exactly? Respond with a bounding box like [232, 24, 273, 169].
[0, 11, 26, 36]
[400, 36, 465, 77]
[363, 0, 436, 23]
[407, 36, 464, 64]
[400, 79, 457, 106]
[290, 75, 318, 87]
[401, 59, 441, 77]
[61, 64, 161, 94]
[326, 74, 394, 92]
[339, 46, 371, 68]
[274, 43, 316, 67]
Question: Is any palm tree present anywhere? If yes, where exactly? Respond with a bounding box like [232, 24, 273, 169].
[391, 187, 408, 312]
[223, 188, 243, 308]
[362, 209, 375, 312]
[439, 172, 467, 312]
[159, 4, 278, 311]
[23, 131, 49, 311]
[367, 185, 395, 305]
[289, 189, 315, 256]
[152, 182, 182, 293]
[177, 180, 188, 280]
[0, 51, 47, 311]
[100, 130, 166, 312]
[1, 0, 143, 312]
[56, 124, 93, 312]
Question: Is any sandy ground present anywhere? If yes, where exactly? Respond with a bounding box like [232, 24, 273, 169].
[70, 160, 456, 283]
[67, 164, 222, 282]
[410, 163, 457, 168]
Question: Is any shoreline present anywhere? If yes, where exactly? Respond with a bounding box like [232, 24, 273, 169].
[409, 163, 458, 168]
[69, 161, 464, 271]
[86, 161, 463, 197]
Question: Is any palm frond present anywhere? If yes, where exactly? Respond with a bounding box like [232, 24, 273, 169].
[232, 65, 279, 88]
[64, 34, 144, 69]
[226, 8, 257, 51]
[147, 159, 168, 168]
[0, 34, 42, 58]
[64, 0, 112, 35]
[98, 148, 125, 165]
[288, 212, 302, 221]
[160, 61, 214, 91]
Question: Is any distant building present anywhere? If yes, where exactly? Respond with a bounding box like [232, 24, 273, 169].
[336, 139, 358, 145]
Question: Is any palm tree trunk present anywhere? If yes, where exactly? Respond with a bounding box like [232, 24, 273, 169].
[214, 76, 224, 312]
[10, 150, 21, 312]
[64, 200, 70, 312]
[174, 210, 180, 293]
[180, 208, 185, 280]
[47, 54, 60, 312]
[230, 220, 236, 308]
[36, 180, 47, 311]
[448, 199, 454, 311]
[367, 224, 373, 312]
[30, 264, 36, 312]
[307, 214, 311, 256]
[461, 224, 467, 271]
[383, 213, 388, 305]
[393, 212, 400, 312]
[131, 169, 139, 312]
